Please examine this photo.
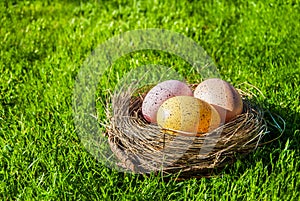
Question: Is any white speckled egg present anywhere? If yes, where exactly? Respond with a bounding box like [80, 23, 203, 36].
[142, 80, 193, 123]
[156, 96, 221, 134]
[194, 78, 243, 123]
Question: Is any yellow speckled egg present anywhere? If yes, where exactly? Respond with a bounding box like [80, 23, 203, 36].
[194, 78, 243, 123]
[156, 96, 221, 135]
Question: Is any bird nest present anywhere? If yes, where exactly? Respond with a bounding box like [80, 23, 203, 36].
[105, 84, 270, 178]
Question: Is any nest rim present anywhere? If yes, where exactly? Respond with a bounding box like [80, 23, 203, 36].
[105, 84, 271, 178]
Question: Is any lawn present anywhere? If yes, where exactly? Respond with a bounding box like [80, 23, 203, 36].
[1, 0, 299, 200]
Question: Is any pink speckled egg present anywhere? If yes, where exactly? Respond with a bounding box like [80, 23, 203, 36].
[194, 78, 243, 123]
[142, 80, 193, 123]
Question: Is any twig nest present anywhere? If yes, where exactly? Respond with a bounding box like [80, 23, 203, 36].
[106, 80, 269, 178]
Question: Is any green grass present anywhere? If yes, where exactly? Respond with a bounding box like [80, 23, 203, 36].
[1, 0, 300, 200]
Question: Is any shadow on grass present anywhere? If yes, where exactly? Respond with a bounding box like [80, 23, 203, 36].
[220, 100, 300, 177]
[124, 99, 299, 181]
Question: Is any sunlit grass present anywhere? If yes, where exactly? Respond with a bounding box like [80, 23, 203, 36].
[0, 0, 299, 200]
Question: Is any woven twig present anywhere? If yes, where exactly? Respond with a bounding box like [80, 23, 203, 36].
[106, 84, 269, 178]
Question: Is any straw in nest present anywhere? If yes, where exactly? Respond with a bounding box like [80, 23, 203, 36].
[105, 84, 276, 178]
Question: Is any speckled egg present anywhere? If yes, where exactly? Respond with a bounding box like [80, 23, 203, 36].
[142, 80, 193, 123]
[194, 78, 243, 123]
[156, 96, 221, 134]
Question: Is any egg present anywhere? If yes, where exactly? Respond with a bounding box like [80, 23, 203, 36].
[142, 80, 193, 123]
[156, 96, 221, 135]
[194, 78, 243, 123]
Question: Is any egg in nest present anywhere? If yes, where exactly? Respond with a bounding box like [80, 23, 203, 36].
[194, 78, 243, 123]
[142, 80, 193, 123]
[156, 96, 221, 135]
